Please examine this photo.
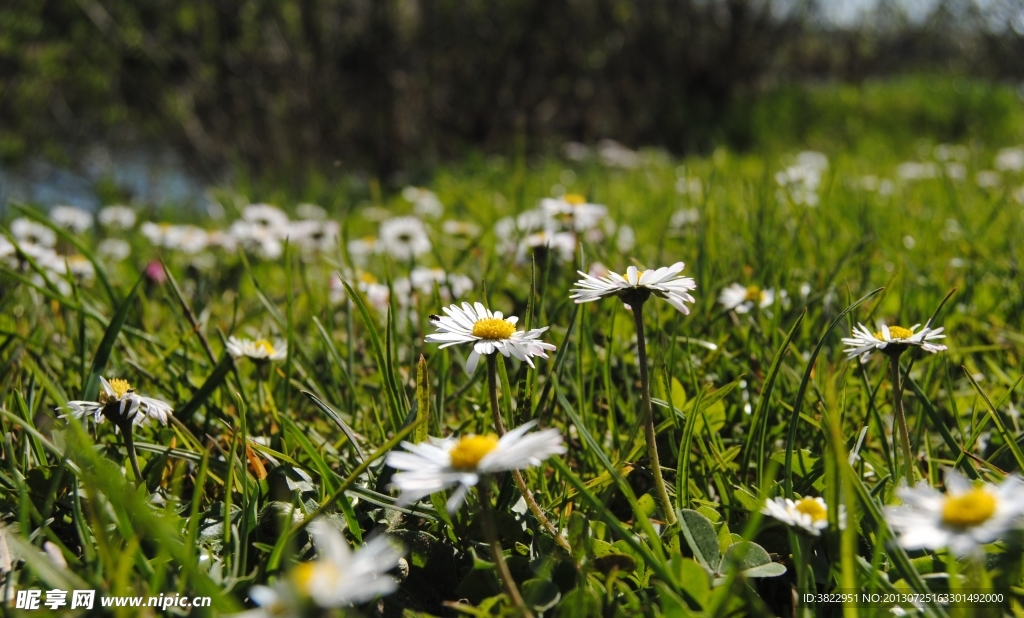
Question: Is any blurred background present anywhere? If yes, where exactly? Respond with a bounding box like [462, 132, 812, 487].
[1, 0, 1023, 204]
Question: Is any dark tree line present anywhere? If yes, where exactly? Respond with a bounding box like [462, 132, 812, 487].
[1, 0, 1022, 176]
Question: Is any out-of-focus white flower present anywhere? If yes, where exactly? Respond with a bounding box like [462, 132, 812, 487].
[896, 162, 938, 181]
[240, 521, 404, 617]
[63, 377, 173, 428]
[242, 203, 289, 229]
[226, 337, 287, 362]
[675, 178, 704, 198]
[295, 203, 326, 220]
[442, 220, 481, 238]
[598, 140, 640, 169]
[378, 217, 431, 261]
[718, 283, 776, 314]
[98, 205, 137, 229]
[540, 194, 607, 232]
[615, 224, 636, 253]
[842, 323, 947, 362]
[1014, 185, 1024, 205]
[50, 206, 93, 234]
[11, 218, 57, 247]
[386, 421, 566, 513]
[425, 302, 556, 374]
[571, 263, 697, 314]
[670, 208, 700, 228]
[944, 163, 966, 181]
[975, 170, 1001, 188]
[562, 141, 591, 161]
[66, 255, 95, 281]
[934, 144, 969, 161]
[995, 147, 1024, 173]
[516, 230, 577, 263]
[346, 236, 378, 266]
[408, 266, 473, 301]
[229, 221, 283, 259]
[402, 187, 444, 218]
[762, 496, 844, 536]
[886, 469, 1024, 556]
[776, 152, 827, 206]
[287, 220, 339, 253]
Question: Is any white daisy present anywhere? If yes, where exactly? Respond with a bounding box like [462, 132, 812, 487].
[718, 283, 776, 314]
[97, 238, 132, 261]
[287, 219, 339, 253]
[886, 469, 1024, 556]
[227, 336, 288, 362]
[670, 208, 701, 229]
[347, 236, 379, 266]
[64, 377, 173, 428]
[386, 421, 566, 513]
[425, 302, 556, 373]
[842, 323, 948, 363]
[228, 220, 283, 259]
[402, 187, 444, 218]
[378, 217, 431, 260]
[409, 266, 474, 301]
[98, 205, 137, 229]
[570, 263, 697, 315]
[540, 194, 607, 232]
[242, 203, 290, 229]
[10, 218, 57, 248]
[762, 496, 845, 536]
[995, 147, 1024, 173]
[515, 230, 577, 263]
[240, 520, 403, 617]
[66, 255, 95, 282]
[50, 205, 93, 234]
[441, 220, 481, 238]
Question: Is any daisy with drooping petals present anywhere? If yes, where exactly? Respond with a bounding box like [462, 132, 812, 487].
[886, 469, 1024, 556]
[842, 322, 948, 363]
[227, 336, 288, 362]
[718, 283, 776, 314]
[386, 421, 565, 513]
[762, 496, 846, 536]
[570, 262, 696, 314]
[425, 302, 555, 373]
[239, 520, 404, 617]
[64, 376, 173, 428]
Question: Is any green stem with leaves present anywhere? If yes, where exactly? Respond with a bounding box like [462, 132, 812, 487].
[486, 355, 572, 552]
[631, 299, 677, 526]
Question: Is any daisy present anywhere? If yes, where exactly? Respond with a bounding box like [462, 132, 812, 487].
[995, 147, 1024, 173]
[570, 263, 697, 314]
[64, 377, 173, 428]
[50, 205, 93, 234]
[718, 283, 776, 314]
[98, 205, 137, 229]
[409, 266, 473, 301]
[240, 520, 404, 617]
[540, 194, 607, 232]
[347, 236, 378, 266]
[228, 221, 283, 259]
[425, 302, 556, 373]
[378, 217, 431, 260]
[287, 219, 340, 253]
[242, 203, 290, 229]
[386, 421, 565, 513]
[227, 336, 288, 362]
[842, 323, 948, 363]
[515, 230, 577, 263]
[295, 203, 326, 220]
[10, 218, 57, 248]
[97, 238, 131, 261]
[886, 470, 1024, 556]
[762, 496, 845, 536]
[402, 186, 444, 218]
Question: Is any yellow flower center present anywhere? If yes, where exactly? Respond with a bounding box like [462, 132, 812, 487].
[290, 560, 339, 596]
[563, 193, 586, 205]
[471, 317, 516, 340]
[794, 497, 828, 523]
[618, 270, 648, 284]
[255, 339, 276, 355]
[449, 434, 500, 470]
[744, 285, 762, 302]
[358, 271, 378, 284]
[874, 325, 915, 341]
[941, 487, 997, 528]
[101, 378, 132, 404]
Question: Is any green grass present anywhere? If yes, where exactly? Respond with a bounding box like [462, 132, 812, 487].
[2, 138, 1024, 617]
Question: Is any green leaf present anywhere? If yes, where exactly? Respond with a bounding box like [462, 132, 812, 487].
[677, 509, 720, 571]
[555, 586, 601, 618]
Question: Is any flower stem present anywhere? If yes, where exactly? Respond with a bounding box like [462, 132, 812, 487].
[479, 481, 533, 618]
[486, 355, 572, 553]
[889, 353, 915, 486]
[631, 300, 677, 526]
[121, 423, 144, 487]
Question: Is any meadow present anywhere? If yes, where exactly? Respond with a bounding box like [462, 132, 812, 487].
[2, 123, 1024, 617]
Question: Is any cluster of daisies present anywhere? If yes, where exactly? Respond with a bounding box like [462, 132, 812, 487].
[493, 194, 635, 263]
